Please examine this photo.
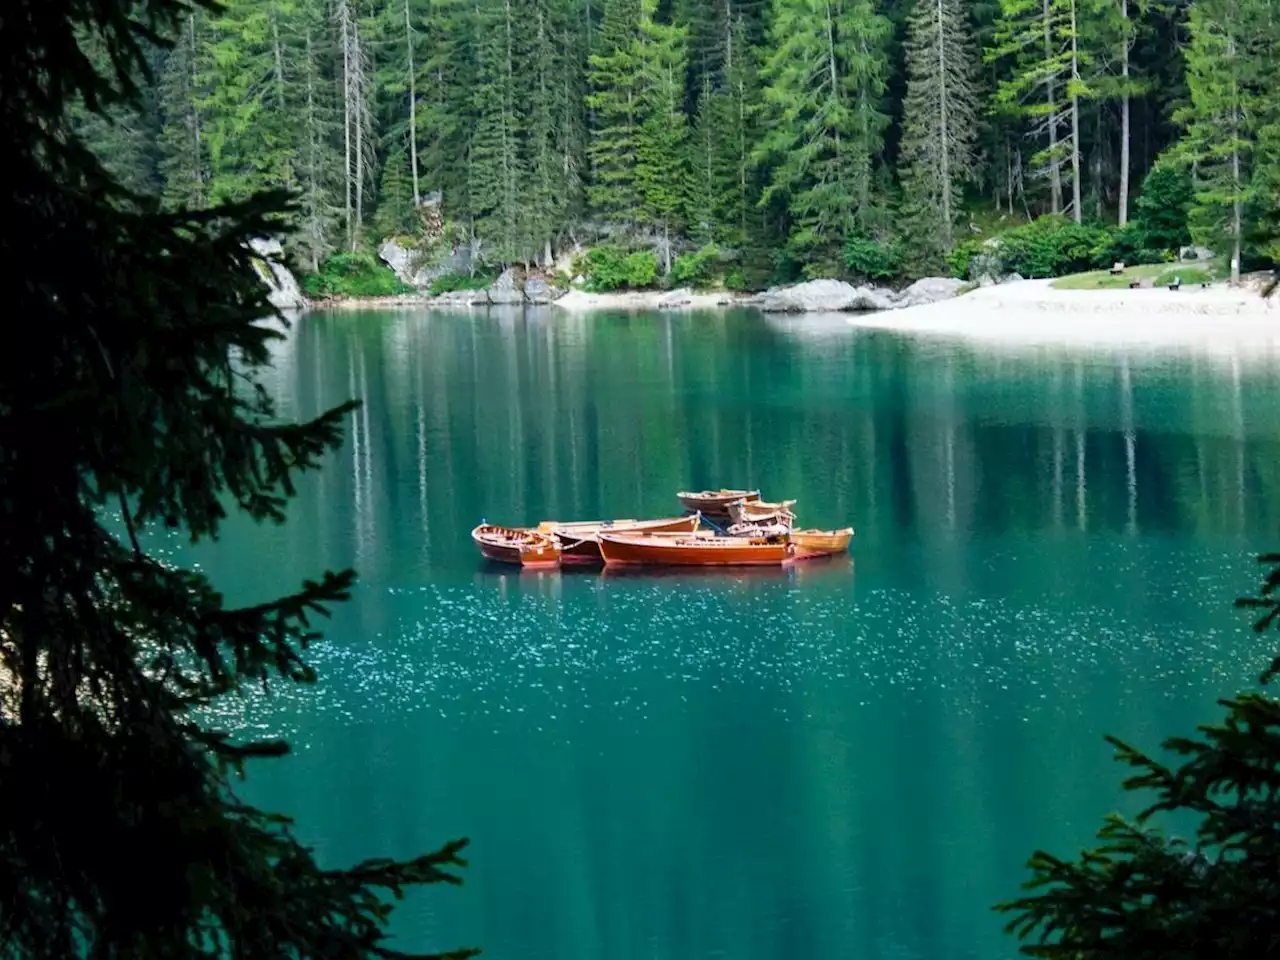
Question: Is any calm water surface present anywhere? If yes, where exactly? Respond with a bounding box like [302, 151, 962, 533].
[196, 307, 1280, 960]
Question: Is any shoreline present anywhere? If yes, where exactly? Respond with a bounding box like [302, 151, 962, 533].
[848, 279, 1280, 346]
[306, 278, 1280, 347]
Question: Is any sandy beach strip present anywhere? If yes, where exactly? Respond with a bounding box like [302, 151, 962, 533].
[850, 279, 1280, 347]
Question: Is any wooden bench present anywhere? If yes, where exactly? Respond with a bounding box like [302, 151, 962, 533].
[1168, 279, 1181, 291]
[1110, 262, 1126, 275]
[1129, 279, 1142, 289]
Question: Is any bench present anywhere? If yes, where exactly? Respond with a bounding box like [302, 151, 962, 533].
[1168, 279, 1181, 291]
[1110, 262, 1126, 276]
[1129, 279, 1142, 289]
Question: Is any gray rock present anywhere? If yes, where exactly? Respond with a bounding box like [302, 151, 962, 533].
[895, 276, 967, 308]
[523, 275, 557, 304]
[759, 279, 861, 312]
[1001, 272, 1025, 284]
[977, 274, 998, 288]
[249, 237, 307, 310]
[379, 238, 473, 289]
[433, 288, 488, 306]
[487, 267, 525, 304]
[845, 285, 899, 311]
[1179, 245, 1214, 262]
[658, 287, 694, 308]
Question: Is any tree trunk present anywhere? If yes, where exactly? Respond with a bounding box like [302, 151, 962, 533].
[405, 0, 421, 207]
[1044, 0, 1062, 214]
[937, 0, 952, 249]
[305, 26, 320, 270]
[1069, 0, 1082, 223]
[186, 15, 202, 205]
[339, 1, 353, 249]
[1118, 0, 1130, 226]
[354, 20, 365, 249]
[1230, 38, 1242, 285]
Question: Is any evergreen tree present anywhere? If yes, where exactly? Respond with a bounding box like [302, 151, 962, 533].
[469, 0, 528, 263]
[523, 0, 579, 264]
[292, 0, 344, 270]
[755, 0, 892, 274]
[989, 0, 1094, 221]
[374, 144, 419, 238]
[897, 0, 980, 263]
[1175, 0, 1261, 283]
[1, 0, 475, 955]
[156, 12, 209, 208]
[587, 0, 644, 222]
[636, 0, 691, 270]
[416, 0, 475, 217]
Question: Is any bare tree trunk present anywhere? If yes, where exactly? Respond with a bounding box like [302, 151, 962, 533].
[1044, 0, 1062, 214]
[1118, 0, 1130, 226]
[354, 20, 366, 249]
[405, 0, 421, 207]
[304, 27, 321, 271]
[1230, 35, 1242, 285]
[339, 1, 353, 249]
[1069, 0, 1082, 223]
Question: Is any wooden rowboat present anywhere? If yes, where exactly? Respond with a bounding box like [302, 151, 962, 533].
[790, 527, 854, 559]
[537, 515, 702, 565]
[471, 524, 562, 568]
[598, 532, 789, 567]
[726, 498, 796, 526]
[676, 489, 760, 516]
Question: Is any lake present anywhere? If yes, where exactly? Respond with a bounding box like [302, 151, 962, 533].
[195, 306, 1280, 960]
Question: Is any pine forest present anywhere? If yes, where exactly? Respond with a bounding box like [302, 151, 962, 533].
[87, 0, 1280, 288]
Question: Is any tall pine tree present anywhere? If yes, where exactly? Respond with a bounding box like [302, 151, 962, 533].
[755, 0, 892, 274]
[897, 0, 979, 263]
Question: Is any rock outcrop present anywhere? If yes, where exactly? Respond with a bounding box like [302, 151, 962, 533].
[249, 238, 307, 310]
[896, 276, 967, 308]
[487, 267, 525, 304]
[378, 238, 473, 289]
[523, 275, 557, 304]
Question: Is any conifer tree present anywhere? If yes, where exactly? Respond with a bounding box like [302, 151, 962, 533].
[1175, 0, 1260, 284]
[469, 0, 528, 263]
[523, 0, 579, 264]
[897, 0, 979, 262]
[755, 0, 892, 274]
[989, 0, 1093, 221]
[415, 0, 475, 217]
[1, 0, 474, 955]
[587, 0, 644, 222]
[636, 0, 691, 270]
[293, 0, 344, 270]
[156, 12, 209, 207]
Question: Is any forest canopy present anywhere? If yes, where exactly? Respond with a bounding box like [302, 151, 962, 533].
[81, 0, 1280, 285]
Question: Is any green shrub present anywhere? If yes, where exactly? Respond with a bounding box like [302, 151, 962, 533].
[553, 270, 571, 291]
[842, 235, 904, 281]
[1133, 159, 1194, 253]
[579, 247, 660, 290]
[996, 216, 1114, 278]
[428, 270, 498, 296]
[671, 243, 721, 287]
[1090, 223, 1164, 268]
[302, 252, 414, 298]
[624, 250, 658, 288]
[946, 238, 984, 279]
[724, 269, 748, 291]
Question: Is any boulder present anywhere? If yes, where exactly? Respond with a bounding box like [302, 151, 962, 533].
[845, 285, 899, 311]
[379, 238, 473, 289]
[433, 288, 488, 306]
[896, 276, 967, 308]
[1001, 272, 1025, 284]
[487, 267, 525, 304]
[1178, 245, 1214, 262]
[523, 275, 558, 304]
[759, 279, 862, 312]
[249, 237, 307, 310]
[658, 287, 694, 308]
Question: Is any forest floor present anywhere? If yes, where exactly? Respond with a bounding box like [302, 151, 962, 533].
[848, 277, 1280, 348]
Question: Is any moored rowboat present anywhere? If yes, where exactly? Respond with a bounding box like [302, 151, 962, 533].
[471, 524, 562, 568]
[726, 498, 796, 526]
[676, 489, 760, 516]
[790, 527, 854, 559]
[537, 515, 702, 565]
[598, 532, 788, 567]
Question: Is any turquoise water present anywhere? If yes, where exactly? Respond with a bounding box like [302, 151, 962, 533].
[198, 308, 1280, 959]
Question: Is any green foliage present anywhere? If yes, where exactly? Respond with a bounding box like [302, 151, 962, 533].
[843, 235, 904, 282]
[1090, 223, 1164, 268]
[578, 247, 660, 290]
[999, 554, 1280, 959]
[2, 0, 473, 955]
[671, 243, 722, 287]
[303, 252, 414, 297]
[946, 238, 985, 279]
[1133, 159, 1195, 252]
[429, 269, 500, 295]
[755, 0, 893, 273]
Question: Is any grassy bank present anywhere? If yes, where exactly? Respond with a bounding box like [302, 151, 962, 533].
[1050, 260, 1223, 290]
